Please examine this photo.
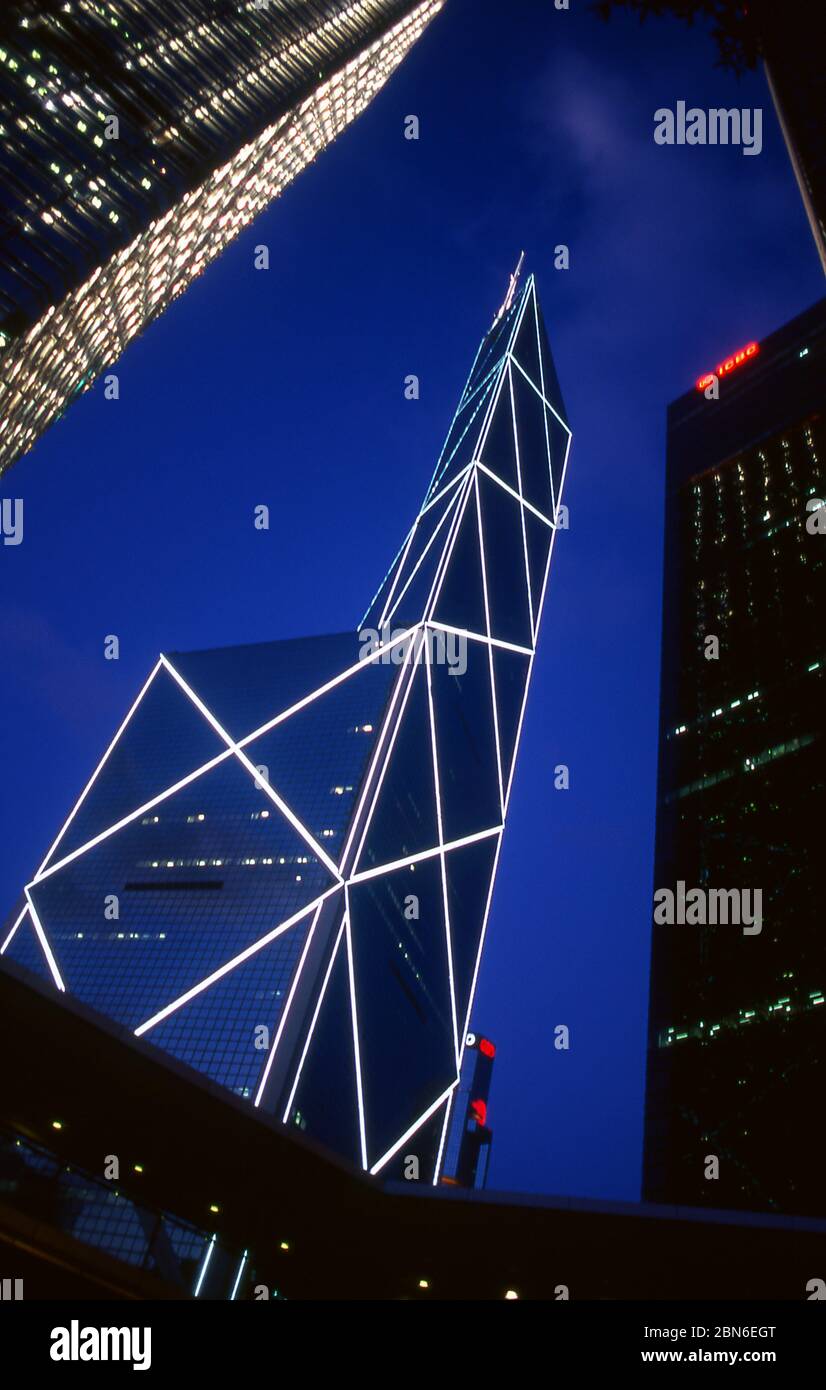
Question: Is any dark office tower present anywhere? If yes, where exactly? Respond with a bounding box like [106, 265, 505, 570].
[2, 269, 571, 1180]
[440, 1030, 495, 1189]
[644, 299, 826, 1216]
[0, 0, 442, 474]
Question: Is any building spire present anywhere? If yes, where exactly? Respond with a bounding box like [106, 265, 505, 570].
[492, 251, 525, 327]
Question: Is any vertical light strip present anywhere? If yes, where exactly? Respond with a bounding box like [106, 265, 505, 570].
[229, 1250, 248, 1302]
[281, 919, 346, 1125]
[473, 472, 505, 815]
[433, 1086, 455, 1185]
[194, 1234, 216, 1298]
[344, 901, 369, 1171]
[253, 894, 329, 1108]
[426, 652, 460, 1071]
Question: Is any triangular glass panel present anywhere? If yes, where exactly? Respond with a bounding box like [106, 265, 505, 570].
[430, 637, 501, 843]
[348, 855, 456, 1167]
[383, 482, 463, 627]
[547, 409, 571, 513]
[476, 365, 520, 494]
[1, 906, 58, 986]
[511, 365, 554, 521]
[476, 471, 533, 650]
[491, 646, 531, 795]
[426, 370, 499, 504]
[169, 632, 366, 743]
[535, 295, 568, 424]
[524, 507, 553, 634]
[378, 1096, 450, 1183]
[28, 754, 337, 1032]
[356, 658, 439, 873]
[443, 832, 501, 1035]
[243, 650, 397, 865]
[47, 664, 228, 865]
[144, 910, 315, 1100]
[510, 284, 543, 392]
[431, 484, 488, 638]
[285, 920, 363, 1167]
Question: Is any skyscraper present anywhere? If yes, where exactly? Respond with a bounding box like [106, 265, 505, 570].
[644, 298, 826, 1215]
[2, 268, 572, 1182]
[0, 0, 442, 474]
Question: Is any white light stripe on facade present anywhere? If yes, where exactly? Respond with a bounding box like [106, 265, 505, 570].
[426, 621, 533, 657]
[0, 904, 28, 954]
[420, 469, 475, 622]
[382, 482, 464, 629]
[234, 625, 419, 754]
[475, 460, 553, 528]
[230, 1250, 248, 1302]
[24, 888, 65, 992]
[194, 1234, 216, 1298]
[254, 895, 330, 1108]
[349, 824, 501, 886]
[344, 905, 369, 1171]
[509, 362, 536, 640]
[433, 1088, 455, 1185]
[135, 889, 337, 1036]
[458, 828, 504, 1052]
[31, 747, 237, 885]
[473, 471, 505, 815]
[339, 628, 425, 870]
[160, 656, 342, 881]
[281, 920, 346, 1125]
[426, 655, 460, 1070]
[36, 659, 164, 876]
[369, 1084, 455, 1177]
[349, 632, 427, 874]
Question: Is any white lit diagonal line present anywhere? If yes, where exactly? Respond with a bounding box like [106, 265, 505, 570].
[0, 904, 28, 954]
[24, 889, 65, 992]
[370, 1085, 456, 1177]
[282, 919, 346, 1125]
[31, 747, 235, 884]
[135, 889, 338, 1036]
[161, 656, 342, 881]
[36, 659, 164, 876]
[254, 895, 330, 1108]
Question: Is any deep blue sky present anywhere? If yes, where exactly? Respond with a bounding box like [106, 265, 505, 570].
[0, 0, 822, 1200]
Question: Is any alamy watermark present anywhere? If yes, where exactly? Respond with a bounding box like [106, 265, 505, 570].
[654, 102, 762, 156]
[358, 625, 467, 676]
[654, 882, 762, 935]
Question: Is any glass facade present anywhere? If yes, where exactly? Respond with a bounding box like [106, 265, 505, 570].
[0, 0, 442, 473]
[644, 297, 826, 1215]
[3, 270, 571, 1183]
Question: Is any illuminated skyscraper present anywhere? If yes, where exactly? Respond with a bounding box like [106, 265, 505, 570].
[2, 268, 571, 1180]
[644, 298, 826, 1215]
[0, 0, 442, 473]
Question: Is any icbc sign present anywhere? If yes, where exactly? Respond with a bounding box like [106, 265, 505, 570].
[696, 340, 759, 391]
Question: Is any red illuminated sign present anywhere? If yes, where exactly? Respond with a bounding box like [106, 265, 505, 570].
[470, 1099, 487, 1127]
[696, 340, 759, 391]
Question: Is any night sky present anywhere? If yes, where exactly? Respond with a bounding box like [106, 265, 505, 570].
[0, 0, 822, 1201]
